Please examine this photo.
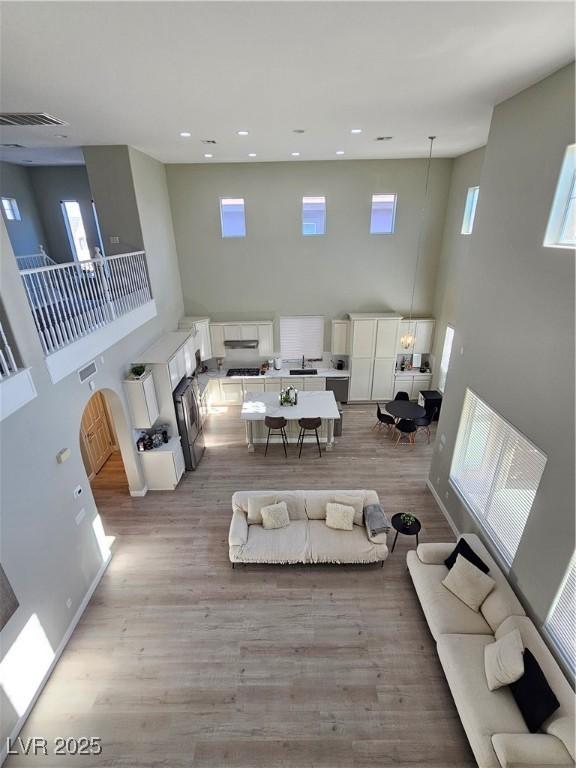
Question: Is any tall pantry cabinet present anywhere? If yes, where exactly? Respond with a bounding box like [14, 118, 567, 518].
[348, 314, 401, 401]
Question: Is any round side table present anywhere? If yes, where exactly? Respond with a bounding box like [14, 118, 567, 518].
[391, 513, 422, 552]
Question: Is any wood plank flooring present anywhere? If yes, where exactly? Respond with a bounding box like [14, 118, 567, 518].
[8, 404, 475, 767]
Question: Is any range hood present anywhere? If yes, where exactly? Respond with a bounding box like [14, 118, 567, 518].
[223, 339, 259, 349]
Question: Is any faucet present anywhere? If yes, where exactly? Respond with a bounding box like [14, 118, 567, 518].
[302, 355, 305, 369]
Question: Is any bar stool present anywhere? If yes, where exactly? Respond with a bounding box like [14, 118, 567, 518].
[264, 416, 288, 457]
[297, 417, 322, 458]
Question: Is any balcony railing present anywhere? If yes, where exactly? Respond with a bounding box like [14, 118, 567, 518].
[20, 251, 152, 355]
[0, 319, 18, 380]
[16, 247, 57, 271]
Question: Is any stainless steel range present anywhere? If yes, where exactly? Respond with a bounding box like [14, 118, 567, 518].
[226, 368, 261, 377]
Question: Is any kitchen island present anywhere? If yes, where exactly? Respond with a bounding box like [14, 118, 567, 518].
[240, 391, 341, 452]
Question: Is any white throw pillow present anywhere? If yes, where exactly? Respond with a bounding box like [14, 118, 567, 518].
[261, 501, 290, 530]
[484, 629, 525, 691]
[325, 503, 355, 531]
[247, 495, 277, 525]
[442, 554, 496, 612]
[331, 493, 364, 526]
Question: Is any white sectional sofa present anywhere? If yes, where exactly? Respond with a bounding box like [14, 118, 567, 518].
[229, 489, 389, 565]
[407, 533, 575, 768]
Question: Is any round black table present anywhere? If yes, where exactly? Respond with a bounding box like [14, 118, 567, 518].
[391, 513, 422, 552]
[385, 400, 426, 420]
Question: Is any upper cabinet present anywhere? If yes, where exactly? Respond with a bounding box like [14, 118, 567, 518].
[347, 314, 401, 401]
[210, 320, 274, 357]
[178, 317, 212, 361]
[397, 319, 435, 354]
[331, 320, 350, 355]
[350, 319, 377, 357]
[257, 324, 274, 356]
[375, 318, 399, 357]
[210, 324, 226, 358]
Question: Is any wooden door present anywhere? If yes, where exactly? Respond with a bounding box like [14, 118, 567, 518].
[81, 392, 113, 476]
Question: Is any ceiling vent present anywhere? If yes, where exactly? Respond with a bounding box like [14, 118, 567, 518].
[0, 113, 68, 127]
[78, 360, 97, 383]
[0, 143, 25, 149]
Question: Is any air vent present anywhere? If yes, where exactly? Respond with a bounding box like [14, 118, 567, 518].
[78, 360, 97, 383]
[0, 143, 25, 149]
[0, 113, 68, 127]
[201, 139, 217, 145]
[375, 136, 393, 141]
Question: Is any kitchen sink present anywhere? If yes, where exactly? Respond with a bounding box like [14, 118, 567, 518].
[289, 369, 317, 375]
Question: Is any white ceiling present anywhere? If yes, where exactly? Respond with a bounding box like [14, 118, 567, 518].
[0, 1, 573, 165]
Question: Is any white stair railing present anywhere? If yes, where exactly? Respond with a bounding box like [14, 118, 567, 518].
[16, 246, 57, 271]
[0, 320, 19, 380]
[19, 251, 152, 355]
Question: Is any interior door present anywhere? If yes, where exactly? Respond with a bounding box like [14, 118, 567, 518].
[81, 392, 113, 476]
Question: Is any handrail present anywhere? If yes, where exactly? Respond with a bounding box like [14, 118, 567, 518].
[0, 319, 18, 380]
[19, 250, 146, 275]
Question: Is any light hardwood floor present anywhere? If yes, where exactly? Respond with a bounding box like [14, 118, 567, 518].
[8, 404, 474, 767]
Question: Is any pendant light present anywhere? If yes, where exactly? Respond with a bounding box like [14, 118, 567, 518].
[400, 135, 436, 350]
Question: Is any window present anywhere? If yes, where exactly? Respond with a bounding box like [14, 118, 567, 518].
[280, 316, 324, 360]
[220, 197, 246, 238]
[1, 197, 21, 221]
[302, 196, 326, 236]
[545, 554, 576, 678]
[544, 144, 576, 248]
[61, 200, 91, 263]
[461, 186, 479, 234]
[438, 325, 454, 393]
[370, 194, 397, 234]
[450, 389, 547, 566]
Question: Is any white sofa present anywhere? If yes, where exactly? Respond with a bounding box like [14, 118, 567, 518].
[229, 489, 389, 565]
[407, 534, 575, 768]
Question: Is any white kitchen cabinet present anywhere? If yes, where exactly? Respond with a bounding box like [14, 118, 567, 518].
[220, 380, 244, 404]
[349, 358, 374, 401]
[392, 373, 433, 400]
[168, 346, 187, 389]
[210, 324, 226, 358]
[198, 319, 212, 360]
[331, 320, 350, 355]
[123, 370, 160, 429]
[375, 318, 401, 357]
[264, 379, 282, 392]
[243, 378, 265, 393]
[257, 324, 274, 356]
[393, 375, 413, 399]
[414, 320, 435, 354]
[351, 319, 376, 358]
[139, 437, 185, 491]
[184, 336, 197, 376]
[282, 377, 304, 390]
[371, 359, 395, 400]
[411, 375, 432, 400]
[303, 377, 326, 391]
[206, 379, 222, 405]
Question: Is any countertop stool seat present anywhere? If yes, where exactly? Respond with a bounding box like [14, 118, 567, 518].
[297, 417, 322, 458]
[264, 415, 288, 457]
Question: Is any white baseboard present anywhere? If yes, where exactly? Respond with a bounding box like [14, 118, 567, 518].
[426, 478, 459, 538]
[0, 553, 112, 766]
[129, 485, 148, 497]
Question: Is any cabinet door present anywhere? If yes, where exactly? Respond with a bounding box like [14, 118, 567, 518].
[243, 378, 265, 393]
[371, 358, 395, 400]
[282, 377, 304, 390]
[173, 442, 185, 483]
[349, 358, 374, 400]
[200, 321, 212, 360]
[220, 381, 244, 404]
[397, 321, 415, 353]
[414, 320, 435, 354]
[351, 320, 376, 357]
[184, 338, 196, 376]
[168, 355, 182, 389]
[394, 376, 413, 398]
[210, 325, 225, 358]
[223, 325, 242, 340]
[264, 379, 282, 392]
[411, 376, 432, 400]
[240, 325, 258, 341]
[257, 324, 274, 356]
[303, 377, 326, 391]
[375, 319, 400, 357]
[142, 373, 160, 425]
[331, 321, 349, 355]
[206, 379, 222, 405]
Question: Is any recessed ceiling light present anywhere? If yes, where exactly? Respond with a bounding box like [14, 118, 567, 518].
[237, 130, 249, 136]
[335, 150, 345, 155]
[204, 153, 213, 158]
[248, 153, 257, 157]
[291, 152, 300, 157]
[180, 131, 191, 138]
[350, 128, 363, 134]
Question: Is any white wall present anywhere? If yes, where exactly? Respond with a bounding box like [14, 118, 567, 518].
[429, 64, 575, 627]
[0, 162, 47, 256]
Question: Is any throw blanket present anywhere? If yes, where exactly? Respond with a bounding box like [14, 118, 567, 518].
[364, 504, 391, 537]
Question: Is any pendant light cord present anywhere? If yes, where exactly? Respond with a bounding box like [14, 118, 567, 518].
[407, 136, 436, 327]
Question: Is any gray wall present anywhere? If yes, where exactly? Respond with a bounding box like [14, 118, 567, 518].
[429, 64, 575, 628]
[0, 162, 47, 256]
[431, 147, 485, 388]
[167, 159, 453, 323]
[0, 147, 183, 748]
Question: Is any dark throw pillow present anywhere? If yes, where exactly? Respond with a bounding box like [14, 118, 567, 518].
[510, 649, 560, 733]
[444, 538, 490, 574]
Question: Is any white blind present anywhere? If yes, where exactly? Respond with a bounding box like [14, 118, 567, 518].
[438, 325, 454, 393]
[280, 316, 324, 359]
[545, 555, 576, 679]
[450, 389, 547, 566]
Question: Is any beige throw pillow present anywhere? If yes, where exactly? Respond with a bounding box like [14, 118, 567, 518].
[325, 503, 355, 531]
[261, 501, 290, 530]
[247, 495, 277, 525]
[331, 493, 364, 526]
[484, 629, 524, 691]
[442, 554, 496, 612]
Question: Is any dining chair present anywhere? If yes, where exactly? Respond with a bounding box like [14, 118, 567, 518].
[415, 407, 437, 444]
[394, 391, 410, 401]
[372, 403, 395, 433]
[395, 418, 417, 446]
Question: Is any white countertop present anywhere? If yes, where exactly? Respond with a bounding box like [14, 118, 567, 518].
[241, 391, 341, 421]
[394, 370, 432, 377]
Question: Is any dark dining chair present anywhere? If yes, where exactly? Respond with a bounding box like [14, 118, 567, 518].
[415, 408, 437, 444]
[395, 418, 417, 446]
[264, 415, 288, 457]
[297, 417, 322, 458]
[394, 391, 410, 401]
[372, 403, 394, 433]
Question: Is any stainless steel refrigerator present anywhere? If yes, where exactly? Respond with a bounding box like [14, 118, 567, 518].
[173, 376, 205, 470]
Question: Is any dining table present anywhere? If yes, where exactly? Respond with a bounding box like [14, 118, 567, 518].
[384, 400, 426, 421]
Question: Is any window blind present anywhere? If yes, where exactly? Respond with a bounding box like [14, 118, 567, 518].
[450, 389, 547, 566]
[545, 555, 576, 679]
[438, 325, 454, 393]
[279, 316, 324, 360]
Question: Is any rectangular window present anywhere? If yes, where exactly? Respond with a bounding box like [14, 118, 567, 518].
[280, 316, 324, 359]
[544, 144, 576, 248]
[544, 554, 576, 678]
[61, 201, 91, 263]
[302, 196, 326, 236]
[220, 198, 246, 238]
[450, 389, 547, 566]
[370, 193, 397, 234]
[461, 186, 479, 234]
[1, 197, 21, 221]
[438, 325, 454, 393]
